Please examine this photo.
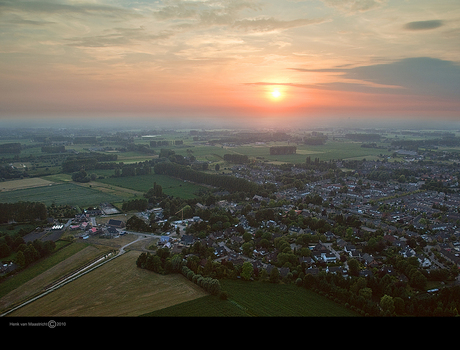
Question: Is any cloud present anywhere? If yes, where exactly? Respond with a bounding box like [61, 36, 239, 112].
[403, 20, 444, 31]
[67, 27, 174, 48]
[0, 0, 140, 18]
[320, 0, 387, 13]
[153, 2, 199, 20]
[291, 57, 460, 97]
[233, 17, 326, 32]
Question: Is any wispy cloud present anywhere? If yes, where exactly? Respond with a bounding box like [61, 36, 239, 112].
[290, 57, 460, 97]
[320, 0, 387, 13]
[0, 0, 140, 18]
[233, 17, 326, 32]
[403, 20, 444, 31]
[66, 27, 174, 48]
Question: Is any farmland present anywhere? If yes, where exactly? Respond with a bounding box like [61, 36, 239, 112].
[0, 182, 127, 207]
[99, 173, 207, 199]
[144, 279, 358, 317]
[6, 250, 207, 317]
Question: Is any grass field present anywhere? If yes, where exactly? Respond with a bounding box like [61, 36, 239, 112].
[0, 242, 102, 313]
[174, 140, 391, 165]
[7, 251, 207, 317]
[145, 279, 358, 317]
[0, 182, 127, 207]
[0, 177, 55, 191]
[99, 174, 207, 199]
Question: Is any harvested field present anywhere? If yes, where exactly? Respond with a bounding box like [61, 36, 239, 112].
[8, 251, 207, 317]
[0, 177, 55, 191]
[0, 244, 108, 313]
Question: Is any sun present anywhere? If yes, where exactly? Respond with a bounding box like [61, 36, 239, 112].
[271, 89, 281, 98]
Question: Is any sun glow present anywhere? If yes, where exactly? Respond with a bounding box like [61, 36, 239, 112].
[271, 89, 281, 98]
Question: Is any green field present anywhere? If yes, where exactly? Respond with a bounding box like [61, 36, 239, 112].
[145, 279, 358, 317]
[0, 182, 126, 207]
[99, 174, 207, 199]
[177, 140, 391, 165]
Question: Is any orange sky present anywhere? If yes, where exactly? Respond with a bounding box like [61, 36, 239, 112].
[1, 0, 459, 128]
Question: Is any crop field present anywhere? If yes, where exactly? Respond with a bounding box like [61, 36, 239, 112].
[146, 279, 358, 317]
[173, 140, 391, 165]
[8, 251, 207, 317]
[99, 174, 207, 199]
[0, 182, 126, 207]
[0, 242, 102, 313]
[0, 177, 55, 191]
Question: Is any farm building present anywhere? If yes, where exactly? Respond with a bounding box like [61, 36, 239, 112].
[107, 219, 125, 228]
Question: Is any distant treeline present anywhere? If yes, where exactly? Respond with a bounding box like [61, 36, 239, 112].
[150, 140, 183, 147]
[345, 133, 381, 142]
[154, 161, 263, 194]
[114, 161, 152, 177]
[391, 137, 460, 151]
[41, 145, 65, 153]
[62, 153, 118, 173]
[304, 136, 327, 145]
[270, 146, 296, 155]
[223, 154, 249, 163]
[0, 202, 47, 224]
[0, 143, 21, 154]
[74, 136, 97, 144]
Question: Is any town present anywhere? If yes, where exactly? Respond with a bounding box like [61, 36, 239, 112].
[1, 126, 460, 316]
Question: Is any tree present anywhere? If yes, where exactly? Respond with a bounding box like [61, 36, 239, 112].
[410, 270, 427, 290]
[380, 294, 395, 315]
[393, 297, 405, 315]
[269, 266, 280, 283]
[242, 241, 254, 257]
[215, 163, 220, 171]
[348, 258, 360, 277]
[241, 261, 254, 281]
[15, 250, 25, 267]
[170, 254, 183, 273]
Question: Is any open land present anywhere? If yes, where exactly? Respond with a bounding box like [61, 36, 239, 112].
[145, 279, 357, 317]
[7, 251, 207, 317]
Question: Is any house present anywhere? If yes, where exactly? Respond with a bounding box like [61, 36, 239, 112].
[400, 246, 416, 258]
[288, 226, 304, 235]
[416, 253, 431, 268]
[321, 252, 337, 263]
[107, 219, 125, 228]
[305, 267, 320, 276]
[214, 246, 226, 257]
[181, 234, 195, 245]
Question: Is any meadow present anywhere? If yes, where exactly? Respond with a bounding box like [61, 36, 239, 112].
[0, 241, 98, 313]
[99, 173, 207, 199]
[7, 251, 207, 317]
[0, 182, 126, 207]
[145, 279, 358, 317]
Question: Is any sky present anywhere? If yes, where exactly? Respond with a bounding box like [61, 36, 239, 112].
[1, 0, 460, 129]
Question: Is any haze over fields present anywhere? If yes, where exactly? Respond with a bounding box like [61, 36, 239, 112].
[0, 0, 459, 129]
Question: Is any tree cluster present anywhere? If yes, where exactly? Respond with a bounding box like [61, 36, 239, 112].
[62, 153, 117, 173]
[0, 202, 47, 224]
[15, 239, 56, 268]
[126, 215, 152, 233]
[41, 145, 65, 153]
[122, 199, 148, 212]
[0, 143, 21, 154]
[181, 265, 221, 295]
[154, 161, 263, 194]
[223, 154, 249, 164]
[269, 146, 296, 155]
[0, 233, 25, 259]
